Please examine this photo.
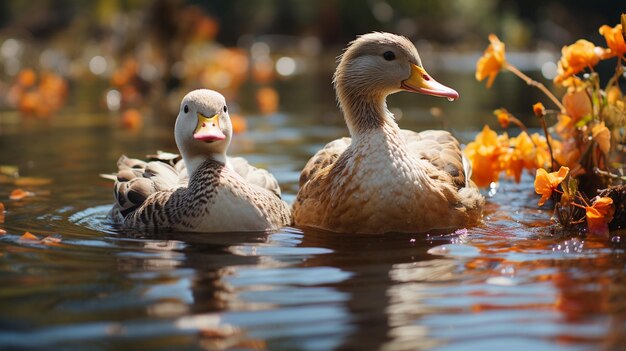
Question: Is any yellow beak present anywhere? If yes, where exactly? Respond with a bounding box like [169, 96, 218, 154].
[193, 113, 225, 142]
[401, 64, 459, 100]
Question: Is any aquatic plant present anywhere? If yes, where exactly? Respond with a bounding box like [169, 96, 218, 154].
[467, 14, 626, 235]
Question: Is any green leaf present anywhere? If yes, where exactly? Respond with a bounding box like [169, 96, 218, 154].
[575, 114, 593, 128]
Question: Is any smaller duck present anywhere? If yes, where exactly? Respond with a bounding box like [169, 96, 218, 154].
[109, 89, 291, 232]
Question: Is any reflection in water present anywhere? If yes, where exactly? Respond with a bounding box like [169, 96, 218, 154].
[2, 181, 626, 350]
[300, 229, 451, 350]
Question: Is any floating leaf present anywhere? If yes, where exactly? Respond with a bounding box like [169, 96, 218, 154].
[41, 236, 62, 246]
[0, 228, 6, 235]
[9, 188, 33, 200]
[14, 177, 53, 187]
[19, 232, 39, 242]
[0, 165, 19, 177]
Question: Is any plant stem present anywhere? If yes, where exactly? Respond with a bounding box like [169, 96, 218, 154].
[538, 116, 557, 170]
[505, 63, 566, 112]
[509, 116, 530, 135]
[594, 167, 626, 181]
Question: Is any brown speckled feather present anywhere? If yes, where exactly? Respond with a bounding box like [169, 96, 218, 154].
[294, 126, 484, 233]
[299, 137, 351, 187]
[402, 129, 467, 189]
[301, 130, 467, 190]
[114, 159, 290, 232]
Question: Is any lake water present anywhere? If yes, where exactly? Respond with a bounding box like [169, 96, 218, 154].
[0, 78, 625, 351]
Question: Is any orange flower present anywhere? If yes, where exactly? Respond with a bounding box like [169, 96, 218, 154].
[532, 102, 546, 117]
[121, 109, 143, 130]
[494, 108, 510, 128]
[529, 133, 552, 170]
[17, 69, 37, 88]
[555, 114, 576, 139]
[502, 132, 552, 183]
[562, 90, 592, 122]
[554, 40, 604, 84]
[534, 166, 569, 206]
[591, 122, 611, 154]
[557, 75, 584, 89]
[607, 86, 623, 104]
[585, 197, 614, 234]
[553, 139, 583, 176]
[599, 23, 626, 58]
[230, 113, 247, 134]
[503, 132, 530, 182]
[464, 125, 507, 187]
[256, 87, 279, 115]
[476, 34, 506, 88]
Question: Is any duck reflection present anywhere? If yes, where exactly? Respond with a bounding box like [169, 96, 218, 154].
[110, 230, 273, 349]
[299, 228, 459, 350]
[106, 219, 626, 350]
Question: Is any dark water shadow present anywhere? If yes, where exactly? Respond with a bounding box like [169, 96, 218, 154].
[298, 227, 461, 350]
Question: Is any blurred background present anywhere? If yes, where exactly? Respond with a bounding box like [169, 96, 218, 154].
[0, 0, 623, 133]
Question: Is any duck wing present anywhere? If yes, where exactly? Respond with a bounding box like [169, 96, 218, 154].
[111, 155, 186, 220]
[401, 129, 468, 189]
[299, 137, 351, 187]
[229, 156, 282, 198]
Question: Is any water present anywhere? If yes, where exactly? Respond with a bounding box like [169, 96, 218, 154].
[1, 87, 625, 350]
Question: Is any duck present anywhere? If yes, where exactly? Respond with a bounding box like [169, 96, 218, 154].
[109, 89, 291, 232]
[293, 32, 484, 234]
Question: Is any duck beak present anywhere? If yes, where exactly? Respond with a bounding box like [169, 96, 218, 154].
[193, 113, 226, 142]
[401, 64, 459, 100]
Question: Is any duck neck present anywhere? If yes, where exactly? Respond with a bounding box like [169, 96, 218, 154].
[182, 152, 228, 177]
[338, 91, 400, 142]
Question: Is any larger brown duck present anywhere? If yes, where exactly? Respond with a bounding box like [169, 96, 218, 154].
[293, 32, 484, 233]
[109, 89, 291, 232]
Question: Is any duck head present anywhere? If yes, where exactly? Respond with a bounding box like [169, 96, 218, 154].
[333, 32, 458, 134]
[175, 89, 233, 174]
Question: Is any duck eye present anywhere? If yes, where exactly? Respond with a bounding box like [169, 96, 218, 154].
[223, 105, 227, 113]
[383, 51, 395, 61]
[183, 105, 189, 113]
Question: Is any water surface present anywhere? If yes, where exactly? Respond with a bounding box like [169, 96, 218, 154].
[0, 85, 625, 350]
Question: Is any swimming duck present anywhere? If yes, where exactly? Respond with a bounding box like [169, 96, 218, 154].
[293, 32, 484, 234]
[110, 89, 291, 232]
